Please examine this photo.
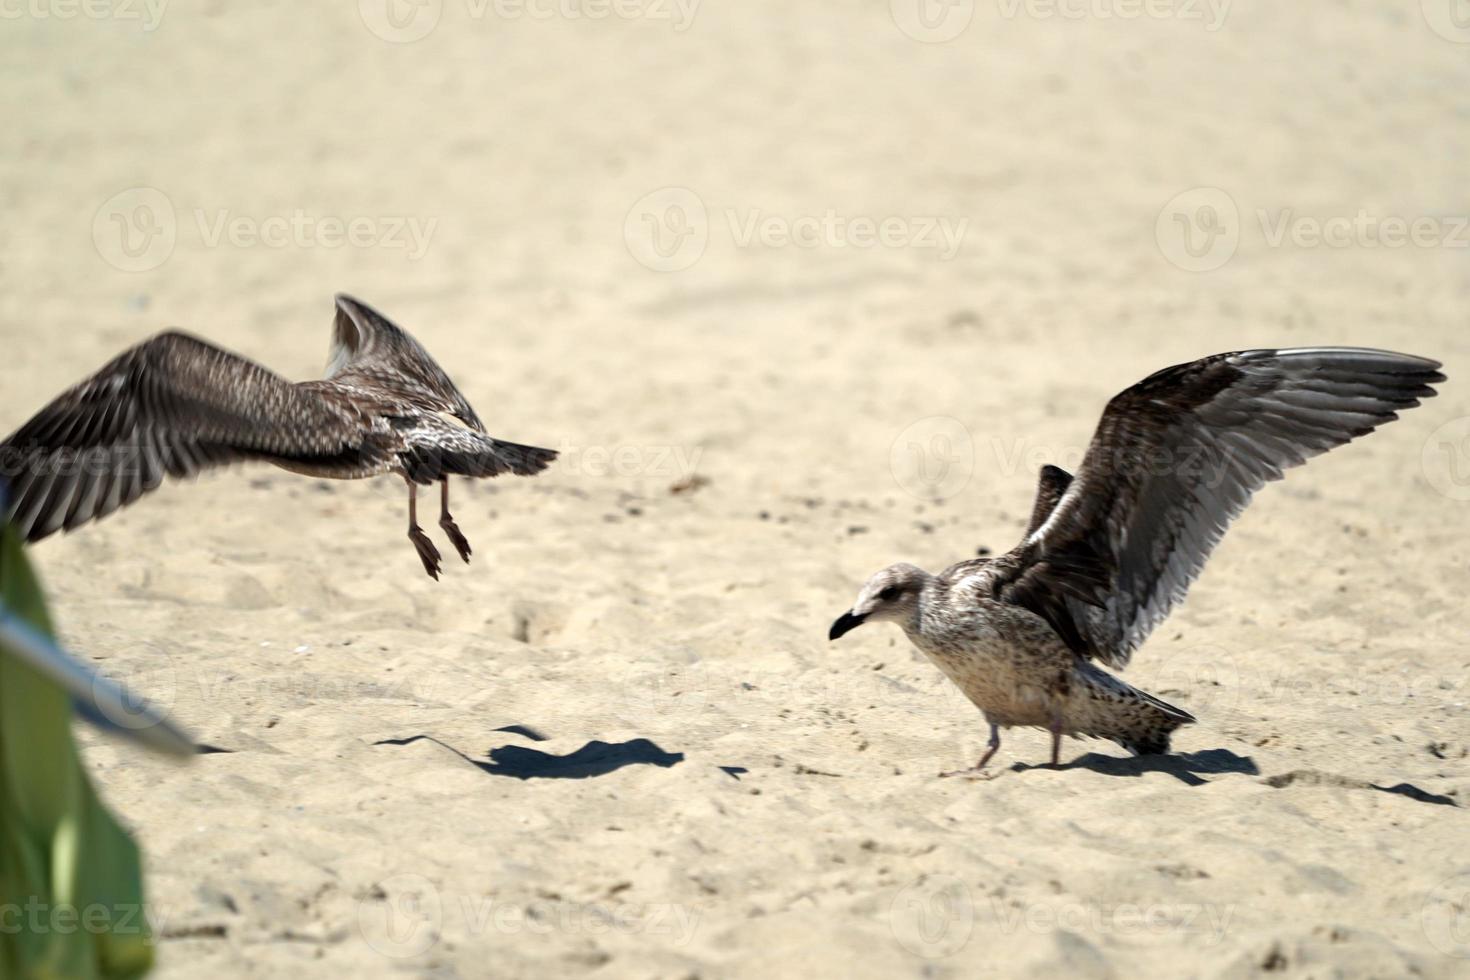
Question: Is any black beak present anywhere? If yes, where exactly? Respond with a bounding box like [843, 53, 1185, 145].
[828, 611, 867, 641]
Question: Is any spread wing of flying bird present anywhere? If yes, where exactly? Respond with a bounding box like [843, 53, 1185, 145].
[0, 295, 556, 578]
[992, 347, 1444, 668]
[0, 331, 372, 541]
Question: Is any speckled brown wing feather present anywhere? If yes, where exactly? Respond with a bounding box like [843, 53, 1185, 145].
[327, 294, 485, 430]
[1022, 464, 1073, 539]
[992, 347, 1445, 668]
[1, 331, 372, 541]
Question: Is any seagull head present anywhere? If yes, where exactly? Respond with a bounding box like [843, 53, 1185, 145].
[829, 562, 929, 641]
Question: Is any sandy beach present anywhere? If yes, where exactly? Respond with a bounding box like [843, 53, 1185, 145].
[2, 2, 1468, 976]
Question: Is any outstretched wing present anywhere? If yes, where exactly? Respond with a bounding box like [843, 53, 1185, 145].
[1022, 464, 1073, 539]
[1, 331, 364, 542]
[992, 347, 1444, 668]
[327, 294, 485, 431]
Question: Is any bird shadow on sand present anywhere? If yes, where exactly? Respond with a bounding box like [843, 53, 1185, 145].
[1011, 748, 1259, 787]
[1010, 752, 1458, 805]
[1262, 769, 1459, 807]
[373, 734, 684, 780]
[1363, 783, 1458, 807]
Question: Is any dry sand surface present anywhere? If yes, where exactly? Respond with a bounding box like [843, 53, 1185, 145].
[3, 2, 1469, 977]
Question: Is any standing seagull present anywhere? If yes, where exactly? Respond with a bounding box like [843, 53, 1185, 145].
[830, 348, 1443, 772]
[0, 295, 556, 579]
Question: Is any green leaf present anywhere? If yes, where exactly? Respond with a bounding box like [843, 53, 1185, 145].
[0, 527, 158, 979]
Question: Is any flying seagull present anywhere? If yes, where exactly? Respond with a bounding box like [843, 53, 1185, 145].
[0, 295, 557, 579]
[830, 347, 1444, 772]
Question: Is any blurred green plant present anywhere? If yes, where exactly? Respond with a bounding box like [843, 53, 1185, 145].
[0, 522, 193, 979]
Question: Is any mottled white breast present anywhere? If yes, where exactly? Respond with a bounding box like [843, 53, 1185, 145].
[904, 595, 1073, 728]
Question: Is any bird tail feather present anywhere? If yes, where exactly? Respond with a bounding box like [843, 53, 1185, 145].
[1113, 688, 1195, 756]
[399, 436, 557, 483]
[1075, 663, 1195, 756]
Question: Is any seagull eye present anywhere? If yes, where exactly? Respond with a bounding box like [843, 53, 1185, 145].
[878, 586, 902, 602]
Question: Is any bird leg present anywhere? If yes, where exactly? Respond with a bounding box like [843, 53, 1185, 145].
[1048, 712, 1064, 767]
[438, 479, 472, 564]
[940, 723, 1001, 778]
[407, 482, 442, 580]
